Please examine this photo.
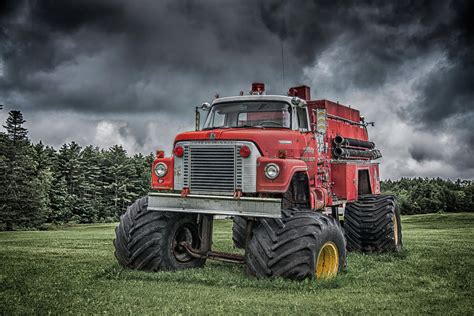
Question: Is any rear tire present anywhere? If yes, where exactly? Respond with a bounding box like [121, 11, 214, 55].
[113, 197, 206, 271]
[245, 209, 346, 280]
[345, 194, 402, 252]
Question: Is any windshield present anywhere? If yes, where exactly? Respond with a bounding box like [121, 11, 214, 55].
[203, 101, 291, 129]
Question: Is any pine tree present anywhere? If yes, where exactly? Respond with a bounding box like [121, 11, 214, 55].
[56, 142, 84, 222]
[3, 111, 28, 147]
[0, 120, 8, 229]
[0, 111, 46, 230]
[77, 146, 103, 223]
[48, 175, 70, 223]
[132, 152, 154, 198]
[102, 145, 138, 219]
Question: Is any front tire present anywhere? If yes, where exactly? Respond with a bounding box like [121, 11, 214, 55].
[245, 209, 346, 280]
[345, 194, 402, 252]
[113, 197, 206, 271]
[233, 176, 310, 249]
[232, 216, 247, 249]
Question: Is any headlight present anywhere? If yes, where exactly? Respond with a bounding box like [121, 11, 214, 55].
[154, 162, 168, 177]
[264, 163, 280, 180]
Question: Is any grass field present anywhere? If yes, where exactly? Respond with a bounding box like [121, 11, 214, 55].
[1, 213, 473, 314]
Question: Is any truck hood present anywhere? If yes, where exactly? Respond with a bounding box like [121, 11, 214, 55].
[174, 128, 304, 157]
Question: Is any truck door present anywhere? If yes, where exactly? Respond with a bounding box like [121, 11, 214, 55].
[297, 106, 317, 180]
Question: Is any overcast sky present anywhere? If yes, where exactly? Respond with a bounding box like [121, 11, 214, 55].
[1, 0, 473, 179]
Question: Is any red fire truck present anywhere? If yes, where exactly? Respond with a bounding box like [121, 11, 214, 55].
[114, 83, 401, 280]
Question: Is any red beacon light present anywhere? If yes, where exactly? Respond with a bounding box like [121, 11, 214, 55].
[174, 145, 184, 157]
[156, 150, 165, 158]
[239, 145, 251, 158]
[251, 82, 265, 95]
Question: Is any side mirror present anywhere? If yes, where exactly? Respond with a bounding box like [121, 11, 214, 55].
[200, 102, 211, 111]
[291, 97, 307, 108]
[196, 102, 211, 131]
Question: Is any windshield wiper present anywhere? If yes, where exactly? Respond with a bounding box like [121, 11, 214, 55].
[202, 126, 234, 130]
[203, 125, 265, 130]
[233, 125, 264, 129]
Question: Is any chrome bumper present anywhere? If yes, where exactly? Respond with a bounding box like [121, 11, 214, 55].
[148, 192, 282, 218]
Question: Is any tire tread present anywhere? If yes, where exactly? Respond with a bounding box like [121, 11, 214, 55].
[345, 194, 402, 252]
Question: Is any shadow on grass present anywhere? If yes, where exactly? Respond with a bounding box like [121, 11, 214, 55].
[369, 249, 409, 262]
[96, 261, 351, 293]
[345, 249, 409, 276]
[96, 249, 410, 292]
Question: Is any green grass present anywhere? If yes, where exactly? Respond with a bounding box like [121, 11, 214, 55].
[1, 213, 473, 314]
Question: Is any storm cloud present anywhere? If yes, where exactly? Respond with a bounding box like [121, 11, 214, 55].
[0, 0, 473, 179]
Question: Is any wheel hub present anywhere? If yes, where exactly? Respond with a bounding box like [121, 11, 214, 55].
[393, 215, 399, 245]
[316, 241, 339, 279]
[172, 225, 197, 263]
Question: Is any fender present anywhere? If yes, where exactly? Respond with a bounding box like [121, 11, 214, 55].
[256, 157, 308, 193]
[151, 157, 174, 190]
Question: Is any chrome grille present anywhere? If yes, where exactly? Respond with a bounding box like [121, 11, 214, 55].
[183, 144, 190, 188]
[183, 143, 242, 194]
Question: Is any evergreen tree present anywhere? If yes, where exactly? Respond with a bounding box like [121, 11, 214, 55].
[0, 117, 8, 229]
[103, 145, 139, 218]
[48, 175, 70, 223]
[0, 111, 46, 230]
[131, 153, 153, 198]
[77, 146, 103, 223]
[56, 142, 84, 222]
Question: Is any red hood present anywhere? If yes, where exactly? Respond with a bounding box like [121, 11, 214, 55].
[174, 128, 305, 157]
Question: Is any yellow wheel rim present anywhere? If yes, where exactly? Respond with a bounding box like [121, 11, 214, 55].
[393, 215, 399, 246]
[316, 241, 339, 280]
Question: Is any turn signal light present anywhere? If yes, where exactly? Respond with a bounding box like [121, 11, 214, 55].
[174, 145, 184, 157]
[239, 145, 251, 158]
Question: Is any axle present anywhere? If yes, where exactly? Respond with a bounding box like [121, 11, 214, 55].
[179, 241, 245, 264]
[183, 214, 246, 264]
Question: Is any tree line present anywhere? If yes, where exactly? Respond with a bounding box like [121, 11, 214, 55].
[382, 177, 473, 215]
[0, 110, 153, 230]
[0, 109, 472, 230]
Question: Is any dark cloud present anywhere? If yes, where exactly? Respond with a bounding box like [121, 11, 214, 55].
[409, 142, 445, 163]
[0, 0, 473, 178]
[411, 1, 474, 123]
[1, 0, 297, 113]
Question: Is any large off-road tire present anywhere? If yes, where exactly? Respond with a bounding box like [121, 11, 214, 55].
[232, 216, 247, 249]
[246, 209, 346, 280]
[232, 176, 310, 249]
[345, 194, 402, 253]
[113, 197, 206, 271]
[233, 176, 311, 249]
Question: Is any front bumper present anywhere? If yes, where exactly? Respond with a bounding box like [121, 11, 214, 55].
[148, 192, 282, 218]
